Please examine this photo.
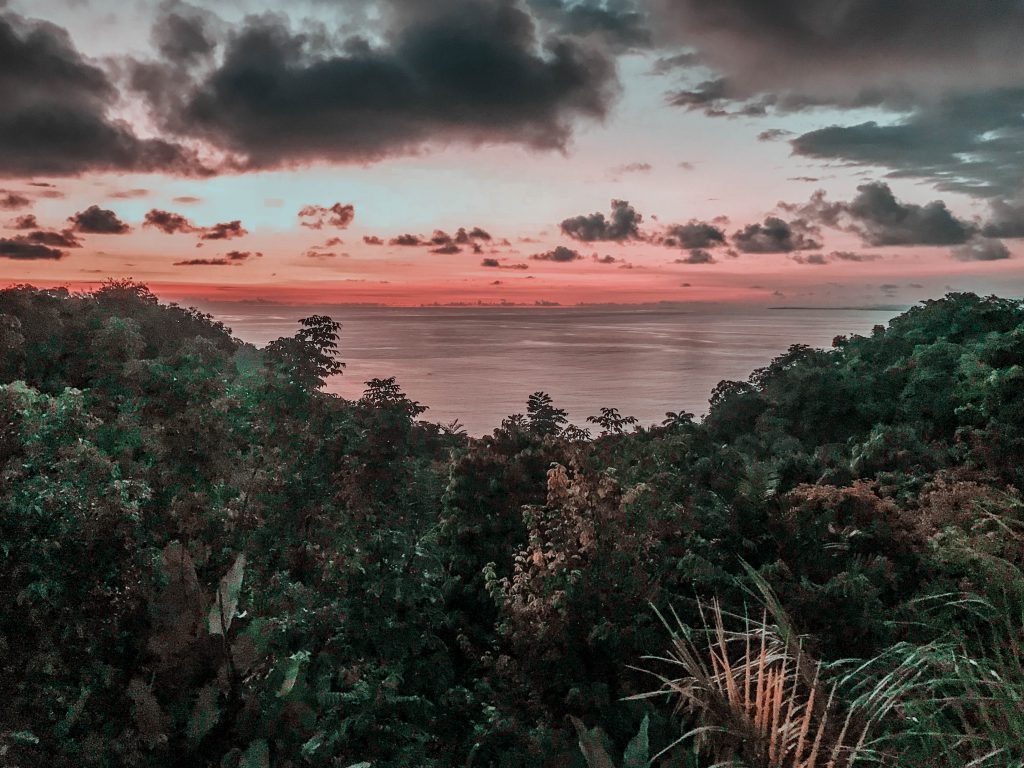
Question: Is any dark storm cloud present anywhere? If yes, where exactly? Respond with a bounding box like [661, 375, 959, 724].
[154, 8, 216, 65]
[560, 199, 642, 241]
[644, 3, 1024, 199]
[137, 0, 618, 169]
[528, 0, 651, 52]
[0, 12, 202, 177]
[0, 191, 30, 210]
[791, 182, 974, 246]
[661, 220, 726, 249]
[144, 208, 198, 234]
[200, 220, 247, 240]
[982, 197, 1024, 238]
[67, 205, 131, 234]
[791, 90, 1024, 199]
[951, 236, 1011, 262]
[0, 237, 65, 260]
[731, 216, 820, 253]
[530, 245, 583, 261]
[647, 1, 1024, 109]
[298, 203, 355, 230]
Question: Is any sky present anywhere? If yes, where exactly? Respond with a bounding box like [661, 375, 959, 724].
[3, 0, 1024, 307]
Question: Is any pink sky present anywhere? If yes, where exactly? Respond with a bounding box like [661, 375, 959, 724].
[2, 2, 1022, 307]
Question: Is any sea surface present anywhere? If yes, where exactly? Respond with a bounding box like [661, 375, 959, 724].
[209, 304, 902, 435]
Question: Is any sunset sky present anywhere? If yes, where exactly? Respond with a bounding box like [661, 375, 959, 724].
[3, 0, 1024, 306]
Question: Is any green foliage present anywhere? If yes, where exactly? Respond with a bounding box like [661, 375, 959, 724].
[4, 286, 1024, 766]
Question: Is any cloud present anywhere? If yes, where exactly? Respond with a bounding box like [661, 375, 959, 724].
[298, 203, 355, 229]
[481, 257, 529, 269]
[790, 253, 827, 265]
[200, 220, 247, 240]
[0, 191, 30, 210]
[173, 195, 202, 204]
[174, 250, 260, 266]
[363, 235, 384, 245]
[982, 197, 1024, 238]
[431, 242, 462, 254]
[67, 205, 131, 234]
[609, 161, 652, 178]
[731, 216, 820, 253]
[527, 0, 651, 52]
[19, 229, 81, 248]
[829, 250, 881, 262]
[384, 226, 492, 250]
[791, 91, 1024, 198]
[153, 7, 217, 65]
[648, 1, 1024, 110]
[109, 188, 149, 199]
[390, 234, 425, 246]
[792, 182, 974, 246]
[8, 213, 37, 229]
[661, 219, 726, 249]
[135, 1, 618, 169]
[0, 237, 66, 260]
[675, 248, 715, 264]
[561, 198, 642, 241]
[643, 3, 1024, 199]
[757, 129, 792, 142]
[951, 235, 1011, 262]
[0, 12, 202, 177]
[530, 245, 583, 261]
[143, 208, 198, 234]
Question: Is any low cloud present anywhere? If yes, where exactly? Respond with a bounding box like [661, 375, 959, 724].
[0, 192, 30, 210]
[200, 220, 247, 240]
[661, 220, 726, 249]
[8, 214, 38, 230]
[530, 245, 583, 261]
[732, 216, 820, 253]
[67, 206, 131, 234]
[174, 250, 260, 266]
[298, 203, 355, 230]
[561, 199, 643, 242]
[790, 182, 974, 247]
[144, 209, 199, 234]
[951, 235, 1011, 261]
[675, 248, 715, 264]
[0, 238, 66, 260]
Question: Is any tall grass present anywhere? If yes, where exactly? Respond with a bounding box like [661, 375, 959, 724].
[629, 600, 880, 768]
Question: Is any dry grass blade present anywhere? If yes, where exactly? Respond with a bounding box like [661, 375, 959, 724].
[633, 600, 876, 768]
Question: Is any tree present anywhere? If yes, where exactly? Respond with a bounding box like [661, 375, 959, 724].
[526, 391, 568, 437]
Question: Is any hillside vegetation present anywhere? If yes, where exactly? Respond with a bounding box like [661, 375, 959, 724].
[2, 282, 1024, 767]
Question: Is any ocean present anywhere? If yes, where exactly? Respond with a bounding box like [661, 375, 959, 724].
[209, 304, 901, 435]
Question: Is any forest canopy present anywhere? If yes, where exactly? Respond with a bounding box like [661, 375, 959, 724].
[2, 282, 1024, 767]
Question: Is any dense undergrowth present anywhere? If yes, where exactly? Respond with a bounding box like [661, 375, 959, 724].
[2, 281, 1024, 767]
